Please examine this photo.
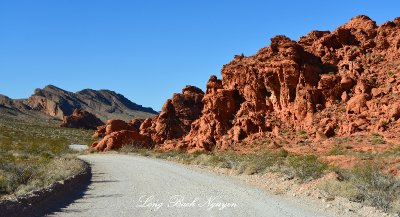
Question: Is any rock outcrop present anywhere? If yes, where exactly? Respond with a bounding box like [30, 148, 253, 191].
[91, 86, 204, 151]
[91, 130, 152, 151]
[60, 109, 104, 130]
[92, 15, 400, 158]
[92, 119, 144, 138]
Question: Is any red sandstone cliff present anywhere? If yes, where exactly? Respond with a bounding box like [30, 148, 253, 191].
[92, 16, 400, 166]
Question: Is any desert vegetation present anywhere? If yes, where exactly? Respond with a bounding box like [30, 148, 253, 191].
[320, 163, 400, 213]
[119, 146, 329, 181]
[0, 117, 93, 198]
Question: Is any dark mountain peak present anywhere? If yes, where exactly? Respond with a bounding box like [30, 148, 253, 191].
[43, 84, 63, 91]
[42, 85, 71, 94]
[0, 94, 13, 107]
[76, 88, 158, 115]
[23, 85, 158, 121]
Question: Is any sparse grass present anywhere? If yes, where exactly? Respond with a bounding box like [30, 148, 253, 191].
[0, 118, 93, 197]
[297, 130, 308, 139]
[369, 133, 386, 145]
[388, 71, 394, 77]
[354, 136, 363, 143]
[285, 155, 328, 182]
[0, 158, 86, 196]
[319, 179, 359, 200]
[320, 164, 400, 213]
[349, 164, 400, 212]
[383, 144, 400, 157]
[120, 147, 329, 183]
[329, 145, 347, 155]
[335, 136, 350, 144]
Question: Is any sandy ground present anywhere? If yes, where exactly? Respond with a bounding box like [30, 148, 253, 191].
[48, 154, 337, 217]
[195, 166, 392, 217]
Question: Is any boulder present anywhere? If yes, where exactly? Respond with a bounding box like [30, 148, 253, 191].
[91, 130, 153, 151]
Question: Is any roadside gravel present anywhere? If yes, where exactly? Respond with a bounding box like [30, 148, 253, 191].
[49, 154, 336, 217]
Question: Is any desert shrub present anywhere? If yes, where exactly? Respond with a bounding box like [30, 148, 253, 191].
[243, 164, 258, 175]
[252, 151, 286, 173]
[285, 155, 327, 182]
[381, 121, 389, 127]
[13, 157, 86, 195]
[318, 179, 359, 201]
[297, 130, 308, 139]
[0, 118, 93, 197]
[174, 152, 200, 165]
[370, 133, 385, 145]
[0, 157, 84, 196]
[42, 158, 85, 184]
[207, 155, 225, 166]
[320, 164, 400, 213]
[345, 164, 400, 212]
[0, 163, 35, 195]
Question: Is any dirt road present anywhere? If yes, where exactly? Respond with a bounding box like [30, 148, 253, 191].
[49, 154, 334, 217]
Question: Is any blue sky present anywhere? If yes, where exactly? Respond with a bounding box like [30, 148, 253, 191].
[0, 0, 399, 111]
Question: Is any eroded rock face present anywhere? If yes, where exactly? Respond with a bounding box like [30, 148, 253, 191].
[176, 76, 240, 152]
[91, 130, 152, 151]
[60, 109, 104, 130]
[91, 86, 204, 151]
[92, 119, 144, 138]
[93, 15, 400, 157]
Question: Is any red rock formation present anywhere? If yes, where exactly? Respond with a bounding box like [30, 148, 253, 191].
[91, 130, 152, 151]
[176, 15, 400, 153]
[60, 109, 104, 130]
[91, 86, 204, 151]
[92, 119, 144, 138]
[93, 15, 400, 165]
[138, 85, 204, 144]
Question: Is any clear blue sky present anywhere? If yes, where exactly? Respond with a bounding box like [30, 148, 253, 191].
[0, 0, 399, 111]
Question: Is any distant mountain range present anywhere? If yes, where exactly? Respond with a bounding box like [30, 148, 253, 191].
[0, 85, 158, 122]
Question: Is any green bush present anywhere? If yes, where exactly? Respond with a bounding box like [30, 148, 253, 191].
[346, 164, 400, 212]
[321, 163, 400, 213]
[286, 155, 327, 182]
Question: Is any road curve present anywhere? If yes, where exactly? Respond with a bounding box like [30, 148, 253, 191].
[49, 154, 333, 217]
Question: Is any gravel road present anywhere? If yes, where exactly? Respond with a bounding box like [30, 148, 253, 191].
[48, 154, 334, 217]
